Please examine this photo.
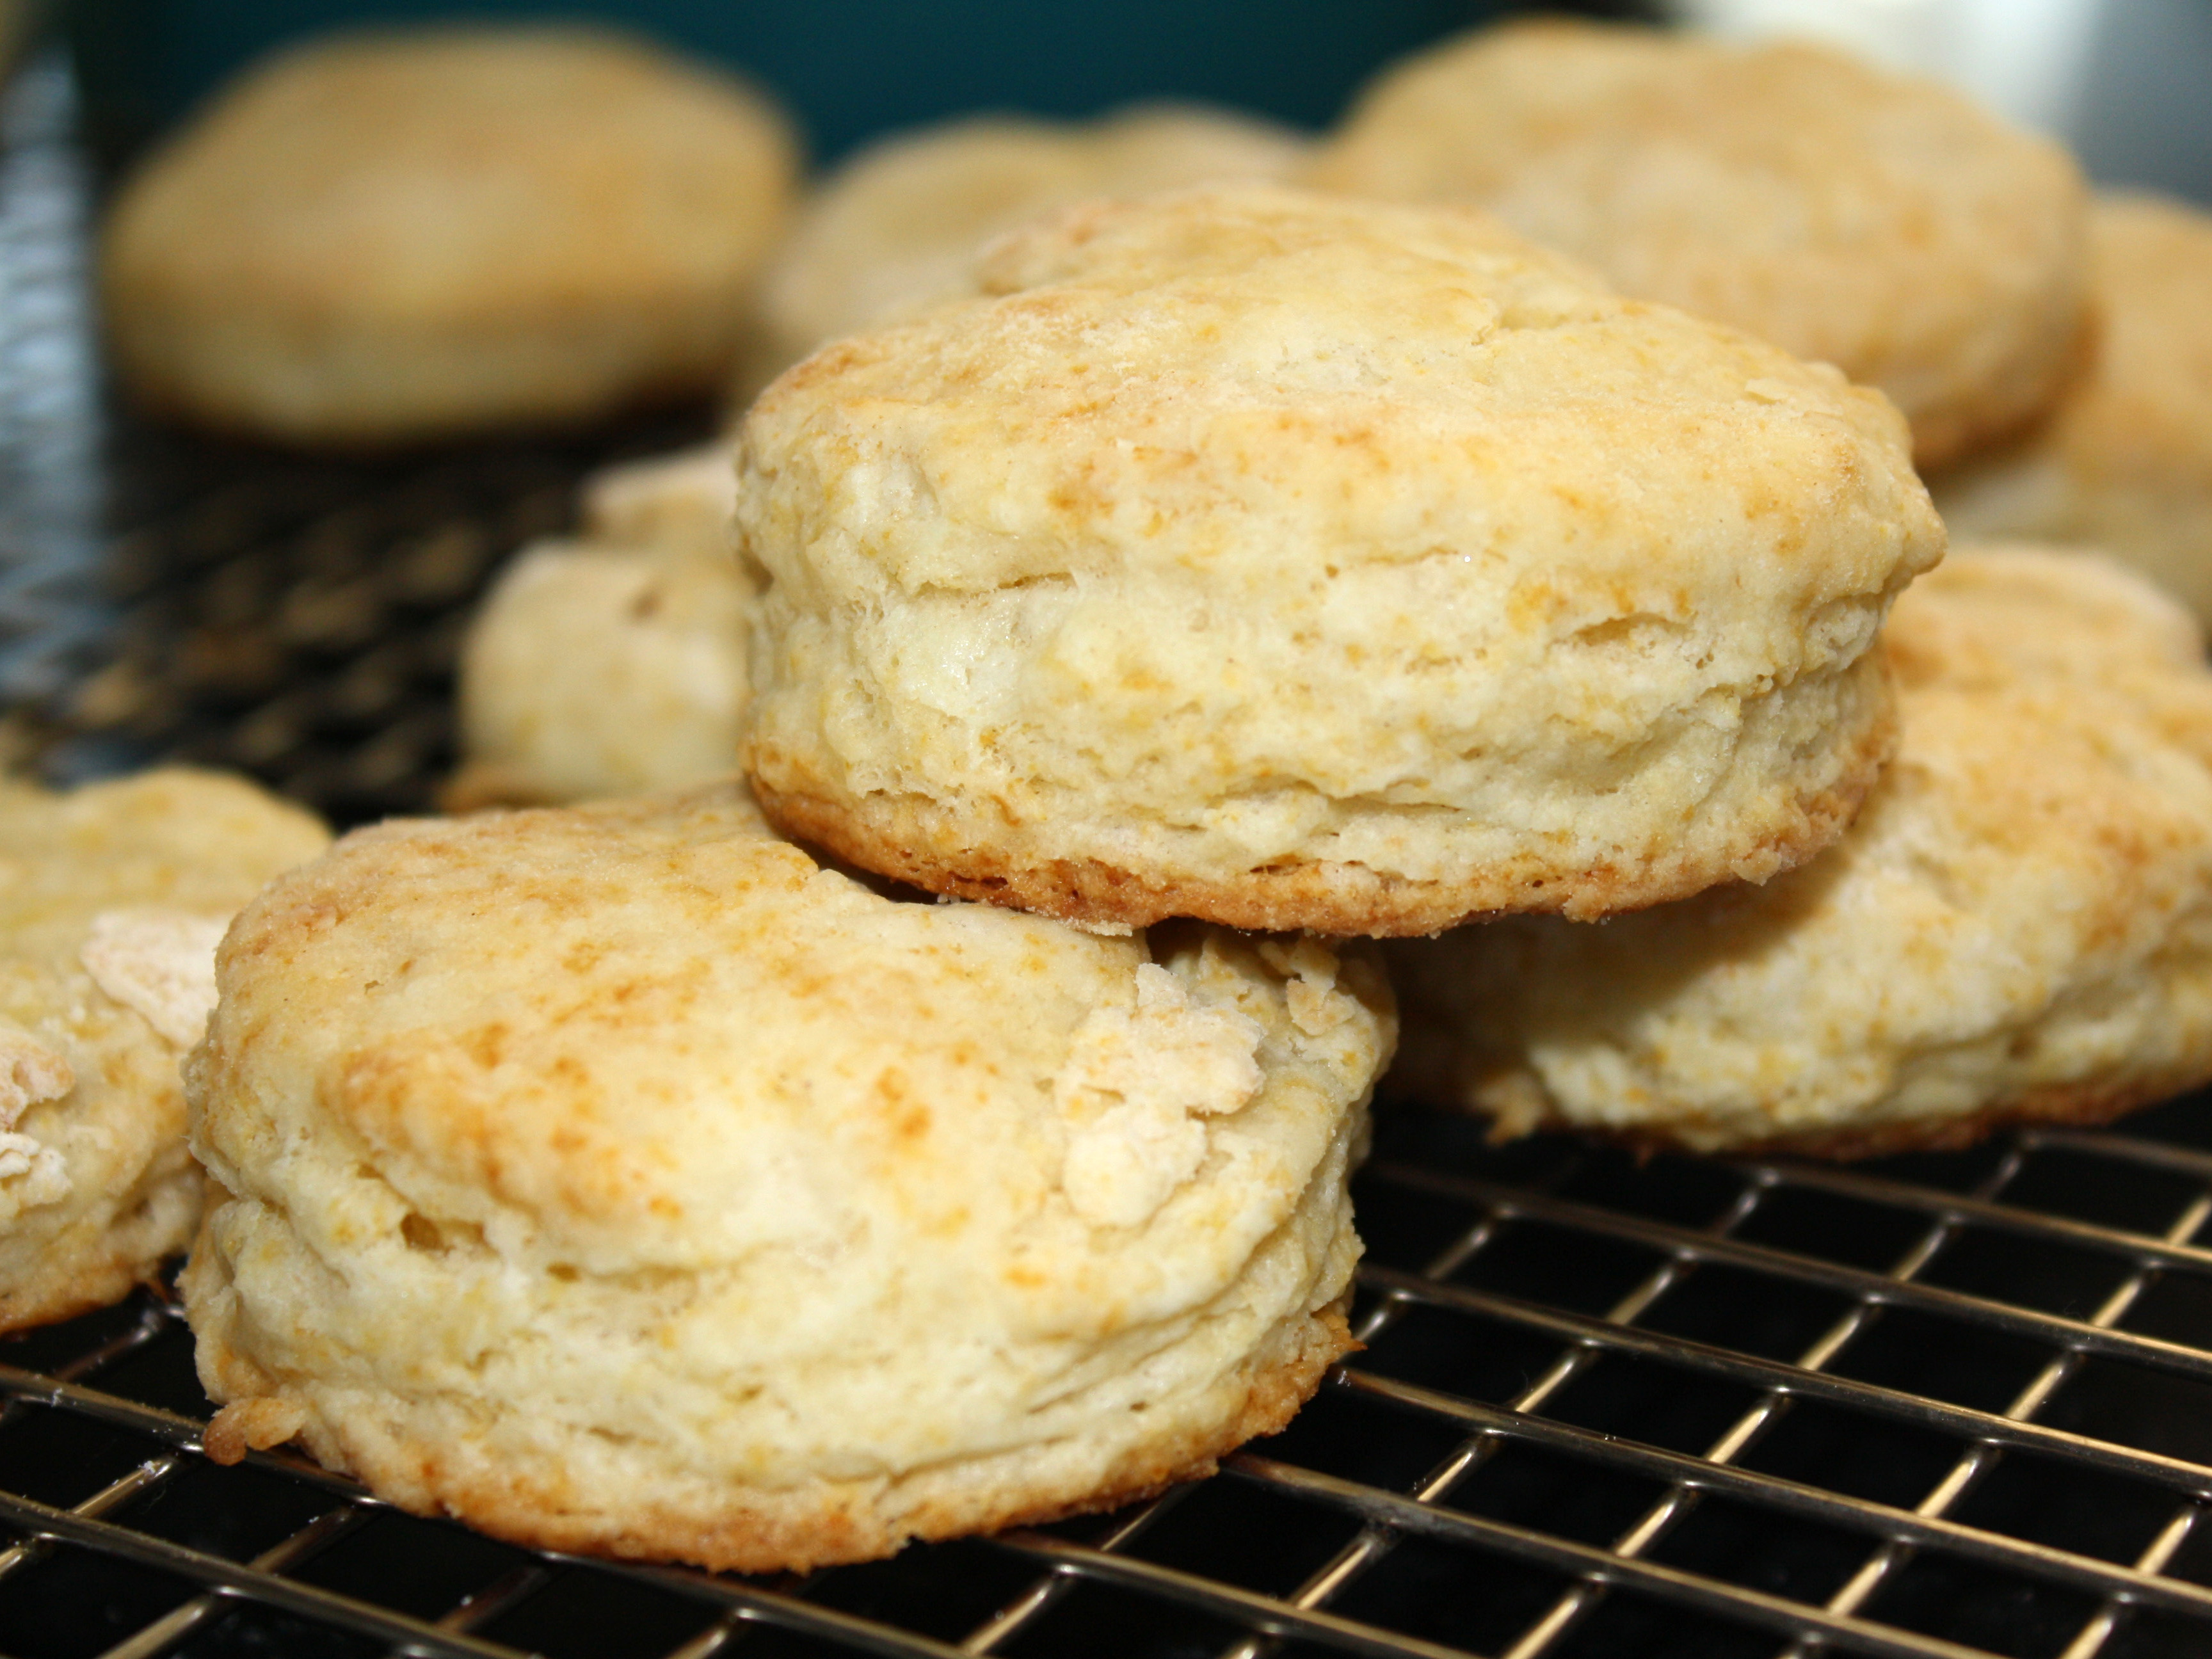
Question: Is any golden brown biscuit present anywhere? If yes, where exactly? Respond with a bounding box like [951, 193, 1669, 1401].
[0, 771, 326, 1331]
[1388, 547, 2212, 1156]
[182, 783, 1389, 1572]
[746, 104, 1308, 393]
[1309, 19, 2090, 468]
[102, 27, 799, 445]
[739, 185, 1943, 937]
[1934, 195, 2212, 622]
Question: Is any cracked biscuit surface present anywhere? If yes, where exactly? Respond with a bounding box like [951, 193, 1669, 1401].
[1388, 547, 2212, 1156]
[183, 783, 1388, 1573]
[0, 770, 327, 1331]
[739, 185, 1941, 936]
[1310, 19, 2088, 468]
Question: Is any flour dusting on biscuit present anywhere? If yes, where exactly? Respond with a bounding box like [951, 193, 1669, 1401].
[83, 910, 230, 1048]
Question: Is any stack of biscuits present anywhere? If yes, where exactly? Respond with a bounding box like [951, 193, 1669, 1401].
[36, 13, 2212, 1584]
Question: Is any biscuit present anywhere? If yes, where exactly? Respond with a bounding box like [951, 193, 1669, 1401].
[1934, 195, 2212, 622]
[451, 537, 749, 808]
[448, 442, 748, 809]
[1309, 19, 2090, 469]
[102, 27, 799, 445]
[182, 782, 1388, 1572]
[1387, 547, 2212, 1157]
[746, 104, 1308, 392]
[0, 771, 327, 1331]
[739, 186, 1943, 937]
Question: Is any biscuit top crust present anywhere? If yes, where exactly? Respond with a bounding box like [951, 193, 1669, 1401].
[0, 770, 329, 966]
[744, 183, 1930, 598]
[193, 785, 1392, 1337]
[1310, 19, 2087, 465]
[104, 27, 797, 332]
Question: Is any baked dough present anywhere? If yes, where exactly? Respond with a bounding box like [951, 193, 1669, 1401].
[183, 783, 1388, 1572]
[1388, 547, 2212, 1156]
[102, 27, 799, 445]
[451, 442, 749, 809]
[0, 770, 327, 1331]
[1935, 195, 2212, 622]
[1309, 19, 2089, 468]
[739, 185, 1942, 936]
[746, 104, 1307, 394]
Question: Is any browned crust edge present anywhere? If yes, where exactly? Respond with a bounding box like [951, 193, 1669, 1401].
[196, 1301, 1356, 1575]
[749, 706, 1891, 938]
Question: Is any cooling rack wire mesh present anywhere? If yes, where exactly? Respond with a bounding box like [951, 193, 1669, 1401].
[12, 44, 2212, 1659]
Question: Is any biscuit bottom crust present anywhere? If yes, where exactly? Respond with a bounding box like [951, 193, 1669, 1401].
[752, 707, 1891, 937]
[195, 1293, 1354, 1575]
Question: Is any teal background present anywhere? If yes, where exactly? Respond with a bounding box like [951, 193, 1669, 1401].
[63, 1, 1653, 169]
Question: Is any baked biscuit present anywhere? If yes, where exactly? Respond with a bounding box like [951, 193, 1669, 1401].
[102, 27, 799, 445]
[449, 442, 748, 809]
[739, 186, 1943, 936]
[0, 771, 327, 1331]
[576, 440, 739, 563]
[1935, 195, 2212, 622]
[746, 105, 1308, 392]
[1388, 547, 2212, 1157]
[183, 783, 1388, 1572]
[451, 538, 749, 808]
[1309, 19, 2089, 468]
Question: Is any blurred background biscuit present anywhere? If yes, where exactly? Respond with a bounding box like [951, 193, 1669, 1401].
[739, 185, 1942, 936]
[99, 25, 799, 446]
[1388, 547, 2212, 1157]
[1308, 18, 2091, 469]
[449, 442, 748, 810]
[746, 104, 1308, 394]
[1934, 193, 2212, 624]
[182, 783, 1389, 1572]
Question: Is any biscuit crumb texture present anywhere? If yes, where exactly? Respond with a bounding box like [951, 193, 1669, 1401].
[741, 184, 1941, 935]
[1310, 19, 2088, 468]
[182, 783, 1393, 1571]
[0, 771, 328, 1331]
[1935, 193, 2212, 623]
[1390, 547, 2212, 1155]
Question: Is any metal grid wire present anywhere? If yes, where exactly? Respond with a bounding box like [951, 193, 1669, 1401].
[13, 1112, 2212, 1659]
[15, 40, 2212, 1659]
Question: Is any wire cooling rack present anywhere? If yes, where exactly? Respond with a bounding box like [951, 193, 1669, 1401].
[14, 39, 2212, 1659]
[12, 1110, 2212, 1659]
